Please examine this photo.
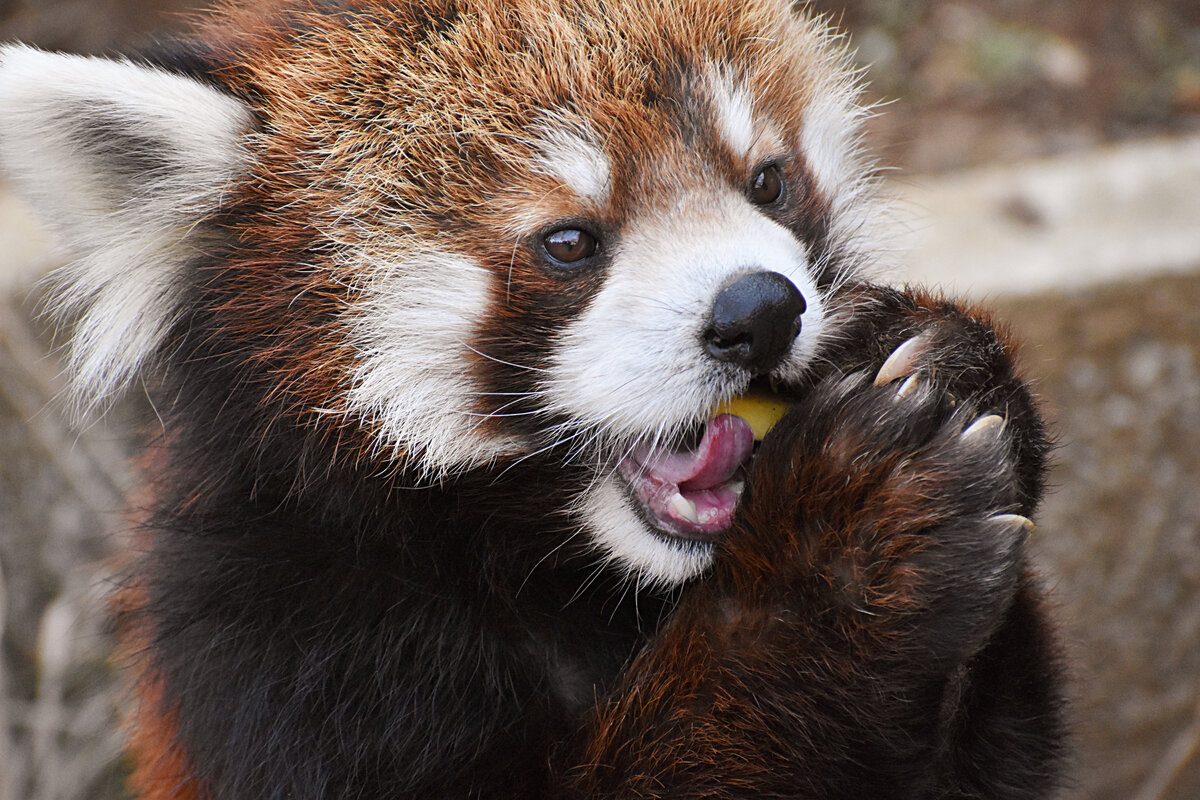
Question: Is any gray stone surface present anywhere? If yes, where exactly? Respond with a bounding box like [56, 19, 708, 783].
[891, 134, 1200, 297]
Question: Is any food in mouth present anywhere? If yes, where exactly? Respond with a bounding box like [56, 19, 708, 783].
[711, 393, 791, 442]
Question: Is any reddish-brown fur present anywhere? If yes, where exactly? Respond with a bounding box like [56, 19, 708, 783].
[163, 0, 855, 456]
[0, 0, 1066, 796]
[111, 532, 205, 800]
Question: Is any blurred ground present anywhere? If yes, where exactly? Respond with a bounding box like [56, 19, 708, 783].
[1, 2, 1199, 800]
[0, 294, 132, 800]
[998, 274, 1200, 800]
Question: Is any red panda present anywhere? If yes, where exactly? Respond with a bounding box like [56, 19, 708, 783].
[0, 0, 1065, 797]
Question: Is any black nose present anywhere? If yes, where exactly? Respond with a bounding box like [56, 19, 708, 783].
[703, 271, 807, 373]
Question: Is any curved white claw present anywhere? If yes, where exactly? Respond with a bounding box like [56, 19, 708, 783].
[962, 414, 1005, 439]
[874, 332, 933, 387]
[895, 373, 921, 400]
[988, 513, 1035, 533]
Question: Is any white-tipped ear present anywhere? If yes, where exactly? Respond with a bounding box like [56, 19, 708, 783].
[0, 44, 253, 413]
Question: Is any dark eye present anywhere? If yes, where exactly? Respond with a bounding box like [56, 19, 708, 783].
[542, 228, 598, 265]
[749, 164, 784, 205]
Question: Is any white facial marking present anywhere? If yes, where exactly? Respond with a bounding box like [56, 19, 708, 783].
[343, 248, 524, 478]
[545, 189, 825, 446]
[532, 126, 612, 204]
[547, 189, 828, 584]
[709, 71, 757, 160]
[577, 475, 715, 586]
[0, 45, 252, 413]
[793, 72, 886, 288]
[800, 88, 867, 207]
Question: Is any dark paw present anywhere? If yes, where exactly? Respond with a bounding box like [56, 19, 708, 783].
[726, 347, 1033, 667]
[873, 302, 1050, 511]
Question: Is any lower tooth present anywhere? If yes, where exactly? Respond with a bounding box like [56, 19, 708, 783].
[729, 480, 745, 498]
[669, 493, 700, 524]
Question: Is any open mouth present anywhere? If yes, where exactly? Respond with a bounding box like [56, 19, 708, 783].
[617, 414, 754, 541]
[615, 388, 792, 542]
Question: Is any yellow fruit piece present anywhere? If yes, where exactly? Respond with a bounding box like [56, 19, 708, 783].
[712, 393, 790, 441]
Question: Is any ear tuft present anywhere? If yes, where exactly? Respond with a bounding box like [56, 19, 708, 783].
[0, 45, 253, 415]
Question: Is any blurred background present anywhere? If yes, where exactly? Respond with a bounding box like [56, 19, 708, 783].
[0, 1, 1198, 798]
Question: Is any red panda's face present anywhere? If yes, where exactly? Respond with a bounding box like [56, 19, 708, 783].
[0, 0, 879, 586]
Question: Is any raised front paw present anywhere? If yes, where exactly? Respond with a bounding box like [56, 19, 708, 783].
[725, 361, 1035, 669]
[831, 287, 1050, 510]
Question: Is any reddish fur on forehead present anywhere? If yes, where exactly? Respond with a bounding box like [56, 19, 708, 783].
[164, 0, 857, 466]
[196, 0, 849, 236]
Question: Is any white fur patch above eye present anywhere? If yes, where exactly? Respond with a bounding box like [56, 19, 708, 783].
[708, 71, 757, 160]
[342, 248, 525, 478]
[532, 125, 612, 204]
[799, 88, 867, 206]
[0, 45, 253, 414]
[797, 82, 886, 285]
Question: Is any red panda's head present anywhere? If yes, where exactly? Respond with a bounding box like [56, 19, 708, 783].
[0, 0, 881, 586]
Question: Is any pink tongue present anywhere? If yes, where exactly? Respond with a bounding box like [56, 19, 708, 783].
[631, 414, 755, 491]
[619, 414, 755, 539]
